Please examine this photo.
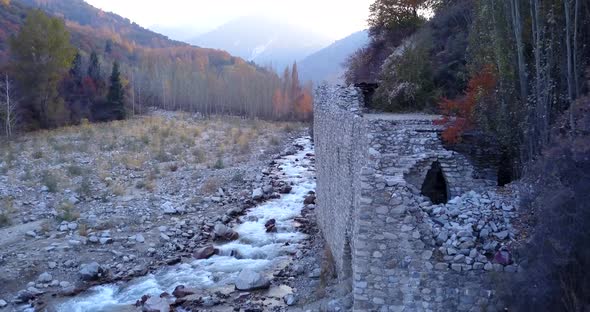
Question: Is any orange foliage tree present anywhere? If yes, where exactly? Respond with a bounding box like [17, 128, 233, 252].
[272, 62, 313, 121]
[435, 64, 496, 143]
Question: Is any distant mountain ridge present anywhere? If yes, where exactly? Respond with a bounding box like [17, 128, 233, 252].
[299, 30, 369, 83]
[17, 0, 184, 49]
[189, 16, 332, 70]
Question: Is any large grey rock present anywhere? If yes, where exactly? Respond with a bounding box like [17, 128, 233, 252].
[284, 294, 298, 306]
[234, 269, 271, 291]
[142, 296, 171, 312]
[37, 272, 52, 283]
[162, 201, 177, 214]
[0, 299, 6, 308]
[79, 262, 103, 281]
[14, 287, 44, 303]
[213, 224, 239, 241]
[252, 188, 264, 200]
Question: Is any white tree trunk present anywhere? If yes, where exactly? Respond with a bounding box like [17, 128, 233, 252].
[573, 0, 580, 98]
[564, 0, 575, 131]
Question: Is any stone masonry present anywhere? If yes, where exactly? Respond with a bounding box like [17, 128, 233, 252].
[314, 85, 516, 311]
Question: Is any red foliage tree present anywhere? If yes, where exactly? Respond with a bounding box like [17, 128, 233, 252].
[435, 64, 497, 143]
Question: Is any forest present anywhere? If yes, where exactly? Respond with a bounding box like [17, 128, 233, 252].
[0, 0, 312, 134]
[345, 0, 590, 310]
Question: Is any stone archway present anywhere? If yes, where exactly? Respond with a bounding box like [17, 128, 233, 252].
[421, 161, 448, 204]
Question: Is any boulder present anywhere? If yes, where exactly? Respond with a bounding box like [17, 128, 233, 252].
[494, 249, 512, 265]
[37, 272, 53, 283]
[142, 296, 171, 312]
[213, 224, 239, 241]
[172, 285, 199, 298]
[234, 269, 271, 291]
[262, 185, 273, 194]
[284, 294, 298, 306]
[304, 195, 316, 205]
[14, 287, 44, 303]
[162, 202, 177, 215]
[264, 219, 277, 233]
[193, 246, 218, 260]
[79, 262, 103, 281]
[278, 185, 292, 194]
[251, 188, 264, 200]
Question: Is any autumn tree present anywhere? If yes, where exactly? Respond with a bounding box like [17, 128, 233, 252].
[10, 9, 75, 129]
[368, 0, 432, 37]
[435, 64, 496, 144]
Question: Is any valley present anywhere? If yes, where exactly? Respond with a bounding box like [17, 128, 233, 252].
[0, 112, 353, 311]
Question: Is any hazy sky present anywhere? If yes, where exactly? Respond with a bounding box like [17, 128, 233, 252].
[84, 0, 371, 40]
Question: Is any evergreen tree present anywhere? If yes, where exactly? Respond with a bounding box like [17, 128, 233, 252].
[87, 51, 102, 84]
[106, 61, 125, 120]
[10, 9, 76, 129]
[70, 52, 84, 85]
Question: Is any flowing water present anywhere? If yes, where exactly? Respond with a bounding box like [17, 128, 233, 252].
[55, 136, 315, 312]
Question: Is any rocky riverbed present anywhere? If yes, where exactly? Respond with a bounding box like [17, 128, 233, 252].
[0, 113, 337, 311]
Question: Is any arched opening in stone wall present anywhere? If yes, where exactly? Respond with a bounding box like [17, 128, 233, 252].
[421, 161, 448, 204]
[497, 151, 514, 186]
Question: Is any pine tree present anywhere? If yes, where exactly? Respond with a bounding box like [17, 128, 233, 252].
[106, 61, 125, 120]
[87, 51, 102, 83]
[70, 52, 84, 86]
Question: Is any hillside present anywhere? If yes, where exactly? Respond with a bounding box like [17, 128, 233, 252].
[0, 0, 314, 127]
[18, 0, 184, 48]
[190, 16, 331, 70]
[299, 30, 368, 83]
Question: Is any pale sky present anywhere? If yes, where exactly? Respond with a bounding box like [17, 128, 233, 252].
[84, 0, 371, 41]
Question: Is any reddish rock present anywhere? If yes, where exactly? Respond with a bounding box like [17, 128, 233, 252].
[172, 285, 199, 298]
[494, 249, 512, 265]
[193, 246, 218, 260]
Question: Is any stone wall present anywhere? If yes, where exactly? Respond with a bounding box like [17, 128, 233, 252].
[313, 85, 366, 279]
[314, 85, 516, 312]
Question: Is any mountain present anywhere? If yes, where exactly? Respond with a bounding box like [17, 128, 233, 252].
[189, 16, 332, 70]
[16, 0, 184, 49]
[0, 0, 286, 122]
[298, 30, 369, 83]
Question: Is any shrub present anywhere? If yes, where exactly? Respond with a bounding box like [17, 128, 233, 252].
[168, 163, 179, 172]
[231, 171, 244, 183]
[32, 150, 44, 159]
[213, 156, 224, 170]
[66, 165, 85, 176]
[0, 212, 11, 228]
[77, 176, 92, 197]
[57, 201, 79, 222]
[201, 177, 220, 194]
[155, 148, 172, 162]
[41, 170, 59, 192]
[269, 136, 281, 146]
[503, 97, 590, 311]
[373, 31, 438, 112]
[0, 198, 13, 228]
[192, 149, 206, 164]
[110, 183, 126, 196]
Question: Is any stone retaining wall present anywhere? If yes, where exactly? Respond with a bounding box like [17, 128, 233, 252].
[314, 85, 513, 311]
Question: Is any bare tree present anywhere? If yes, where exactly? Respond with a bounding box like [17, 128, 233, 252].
[510, 0, 527, 102]
[564, 0, 575, 129]
[573, 0, 580, 98]
[0, 73, 17, 137]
